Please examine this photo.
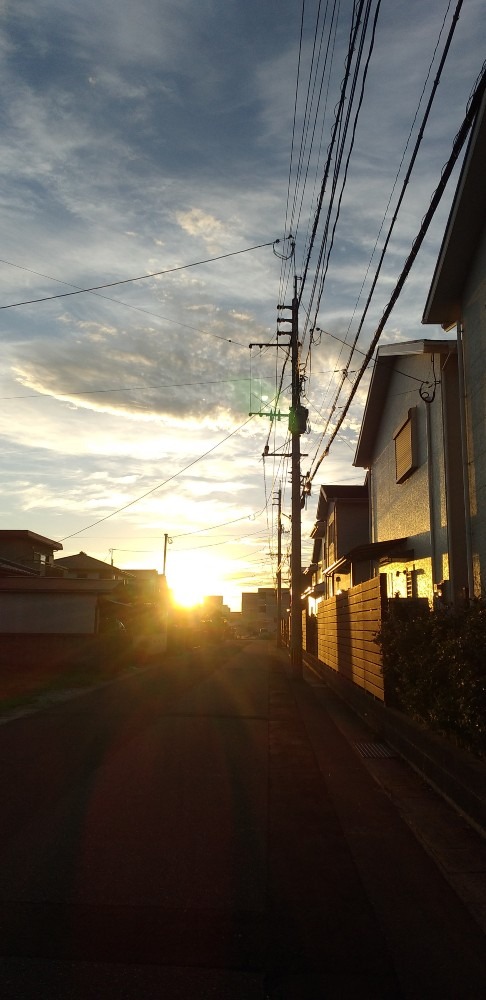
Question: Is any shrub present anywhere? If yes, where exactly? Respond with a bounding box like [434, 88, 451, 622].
[376, 601, 486, 758]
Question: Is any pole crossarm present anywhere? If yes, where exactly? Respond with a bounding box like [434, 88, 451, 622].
[249, 341, 290, 349]
[250, 409, 290, 420]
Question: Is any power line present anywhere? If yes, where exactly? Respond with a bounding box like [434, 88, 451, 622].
[308, 62, 486, 483]
[0, 376, 250, 402]
[60, 414, 256, 540]
[0, 256, 252, 347]
[305, 0, 381, 343]
[312, 0, 464, 437]
[298, 0, 367, 301]
[171, 508, 268, 539]
[0, 240, 278, 311]
[180, 529, 269, 552]
[339, 0, 455, 349]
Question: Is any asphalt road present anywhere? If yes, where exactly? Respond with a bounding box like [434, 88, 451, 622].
[0, 640, 484, 998]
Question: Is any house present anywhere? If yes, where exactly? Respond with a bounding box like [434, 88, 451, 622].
[308, 483, 370, 602]
[422, 90, 486, 599]
[0, 576, 122, 635]
[0, 575, 127, 670]
[353, 339, 467, 605]
[54, 554, 169, 650]
[0, 556, 40, 578]
[54, 551, 130, 582]
[0, 530, 63, 575]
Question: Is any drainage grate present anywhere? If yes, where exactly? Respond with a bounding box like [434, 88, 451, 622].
[354, 741, 396, 759]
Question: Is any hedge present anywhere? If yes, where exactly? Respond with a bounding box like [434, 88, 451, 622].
[376, 601, 486, 759]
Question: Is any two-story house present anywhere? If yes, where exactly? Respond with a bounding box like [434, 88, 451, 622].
[0, 530, 63, 576]
[423, 89, 486, 599]
[309, 483, 370, 601]
[353, 339, 467, 605]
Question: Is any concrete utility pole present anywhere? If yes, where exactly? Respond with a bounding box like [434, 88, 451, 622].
[274, 487, 283, 648]
[290, 277, 304, 678]
[163, 533, 169, 575]
[253, 278, 305, 672]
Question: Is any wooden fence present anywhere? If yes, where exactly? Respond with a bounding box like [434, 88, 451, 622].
[310, 575, 388, 701]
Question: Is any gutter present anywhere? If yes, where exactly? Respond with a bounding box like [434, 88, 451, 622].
[457, 322, 474, 598]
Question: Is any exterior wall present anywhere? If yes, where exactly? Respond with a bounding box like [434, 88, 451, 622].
[315, 499, 369, 599]
[462, 227, 486, 596]
[368, 354, 451, 602]
[0, 537, 56, 571]
[333, 570, 351, 594]
[441, 354, 469, 602]
[0, 592, 98, 634]
[241, 592, 266, 615]
[428, 371, 449, 587]
[336, 502, 369, 556]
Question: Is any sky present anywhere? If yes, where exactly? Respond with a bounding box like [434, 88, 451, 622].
[0, 0, 484, 610]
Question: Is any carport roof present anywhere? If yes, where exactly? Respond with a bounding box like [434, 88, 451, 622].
[324, 538, 409, 575]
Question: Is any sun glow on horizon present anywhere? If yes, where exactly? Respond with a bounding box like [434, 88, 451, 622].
[166, 549, 228, 609]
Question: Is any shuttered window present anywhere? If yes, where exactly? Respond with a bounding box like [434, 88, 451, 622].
[394, 408, 417, 483]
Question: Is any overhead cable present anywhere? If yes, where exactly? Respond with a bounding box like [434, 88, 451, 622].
[298, 0, 367, 301]
[60, 413, 256, 540]
[0, 240, 278, 311]
[306, 0, 381, 340]
[308, 62, 486, 483]
[0, 376, 251, 402]
[313, 0, 464, 434]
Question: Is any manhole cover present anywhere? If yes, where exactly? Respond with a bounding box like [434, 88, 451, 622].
[354, 741, 396, 758]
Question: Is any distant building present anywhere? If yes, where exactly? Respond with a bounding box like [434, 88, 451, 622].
[241, 587, 290, 633]
[123, 568, 166, 604]
[203, 595, 223, 608]
[202, 595, 231, 619]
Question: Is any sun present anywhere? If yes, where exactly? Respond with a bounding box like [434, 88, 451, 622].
[171, 580, 206, 609]
[167, 551, 225, 609]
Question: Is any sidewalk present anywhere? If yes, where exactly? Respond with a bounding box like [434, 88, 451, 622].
[266, 646, 486, 997]
[299, 658, 486, 936]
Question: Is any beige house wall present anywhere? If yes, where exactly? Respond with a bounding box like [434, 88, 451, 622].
[368, 354, 452, 601]
[462, 227, 486, 596]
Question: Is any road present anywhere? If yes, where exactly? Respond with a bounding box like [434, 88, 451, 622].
[0, 640, 485, 998]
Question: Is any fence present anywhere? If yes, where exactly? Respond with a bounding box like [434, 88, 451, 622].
[309, 575, 388, 701]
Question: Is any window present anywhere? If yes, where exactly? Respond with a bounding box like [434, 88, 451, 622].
[393, 408, 417, 483]
[327, 516, 335, 547]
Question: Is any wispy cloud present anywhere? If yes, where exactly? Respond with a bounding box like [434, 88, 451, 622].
[0, 0, 483, 602]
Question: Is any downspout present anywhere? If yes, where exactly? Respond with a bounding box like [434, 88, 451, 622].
[440, 351, 455, 603]
[457, 321, 474, 599]
[424, 397, 438, 594]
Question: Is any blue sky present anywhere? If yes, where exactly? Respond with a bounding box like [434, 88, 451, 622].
[0, 0, 484, 608]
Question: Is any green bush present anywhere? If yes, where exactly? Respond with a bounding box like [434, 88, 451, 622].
[376, 601, 486, 758]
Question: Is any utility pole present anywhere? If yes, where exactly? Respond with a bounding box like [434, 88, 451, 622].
[163, 533, 169, 575]
[290, 276, 304, 678]
[274, 487, 283, 648]
[253, 276, 306, 673]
